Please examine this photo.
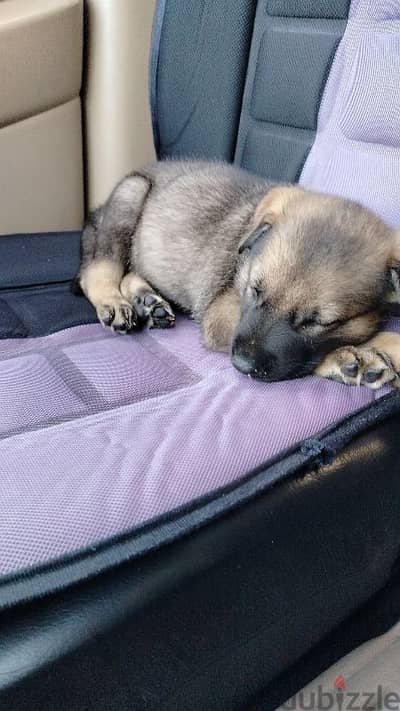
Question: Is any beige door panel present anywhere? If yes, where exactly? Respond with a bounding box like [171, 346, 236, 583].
[0, 0, 84, 234]
[0, 0, 157, 233]
[0, 100, 84, 234]
[0, 0, 82, 128]
[84, 0, 156, 208]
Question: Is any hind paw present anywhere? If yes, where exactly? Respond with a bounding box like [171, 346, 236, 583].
[316, 345, 398, 389]
[133, 290, 175, 329]
[97, 299, 137, 333]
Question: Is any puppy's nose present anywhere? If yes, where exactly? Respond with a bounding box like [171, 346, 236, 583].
[231, 352, 256, 375]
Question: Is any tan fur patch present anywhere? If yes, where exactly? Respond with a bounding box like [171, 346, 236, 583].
[80, 259, 124, 308]
[333, 311, 381, 343]
[247, 190, 393, 332]
[120, 272, 151, 302]
[254, 185, 305, 226]
[388, 230, 400, 267]
[202, 289, 240, 352]
[367, 331, 400, 372]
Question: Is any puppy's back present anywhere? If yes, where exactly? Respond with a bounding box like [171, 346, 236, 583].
[133, 160, 270, 316]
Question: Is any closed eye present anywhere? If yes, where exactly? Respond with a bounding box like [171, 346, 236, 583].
[250, 285, 273, 311]
[251, 285, 262, 299]
[296, 315, 343, 331]
[297, 316, 317, 329]
[319, 319, 343, 329]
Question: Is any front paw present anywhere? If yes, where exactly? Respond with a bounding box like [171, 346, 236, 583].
[316, 345, 398, 389]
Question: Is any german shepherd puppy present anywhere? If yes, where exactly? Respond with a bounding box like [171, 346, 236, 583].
[76, 160, 400, 389]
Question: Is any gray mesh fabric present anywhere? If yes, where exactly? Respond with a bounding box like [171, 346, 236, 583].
[155, 0, 257, 161]
[265, 0, 351, 19]
[235, 1, 348, 181]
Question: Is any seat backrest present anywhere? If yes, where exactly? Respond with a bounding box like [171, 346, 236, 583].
[300, 0, 400, 229]
[153, 0, 400, 228]
[153, 0, 350, 181]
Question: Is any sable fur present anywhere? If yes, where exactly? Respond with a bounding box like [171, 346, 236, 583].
[77, 160, 400, 386]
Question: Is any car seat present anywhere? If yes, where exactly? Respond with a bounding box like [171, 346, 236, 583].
[0, 1, 399, 709]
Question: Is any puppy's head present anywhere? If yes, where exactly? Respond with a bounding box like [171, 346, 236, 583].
[232, 185, 400, 381]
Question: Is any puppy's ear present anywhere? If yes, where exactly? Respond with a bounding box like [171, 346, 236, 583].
[238, 224, 271, 254]
[238, 185, 304, 254]
[254, 185, 304, 226]
[388, 230, 400, 268]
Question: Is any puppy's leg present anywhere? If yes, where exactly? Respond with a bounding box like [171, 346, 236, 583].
[78, 173, 151, 332]
[80, 258, 136, 332]
[316, 331, 400, 389]
[120, 273, 175, 329]
[202, 288, 240, 352]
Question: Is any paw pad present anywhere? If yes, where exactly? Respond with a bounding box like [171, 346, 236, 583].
[134, 290, 176, 329]
[100, 307, 115, 327]
[143, 294, 157, 307]
[363, 368, 386, 384]
[319, 346, 397, 390]
[341, 361, 359, 379]
[97, 301, 136, 332]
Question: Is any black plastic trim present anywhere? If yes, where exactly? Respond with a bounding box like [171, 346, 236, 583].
[0, 388, 399, 610]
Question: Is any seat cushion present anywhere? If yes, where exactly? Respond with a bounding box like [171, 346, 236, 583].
[0, 315, 399, 585]
[0, 232, 96, 338]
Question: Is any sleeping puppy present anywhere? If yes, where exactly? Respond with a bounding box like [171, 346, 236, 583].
[75, 160, 400, 389]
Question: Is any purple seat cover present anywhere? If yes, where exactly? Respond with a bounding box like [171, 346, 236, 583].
[300, 0, 400, 228]
[0, 317, 398, 576]
[1, 0, 400, 578]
